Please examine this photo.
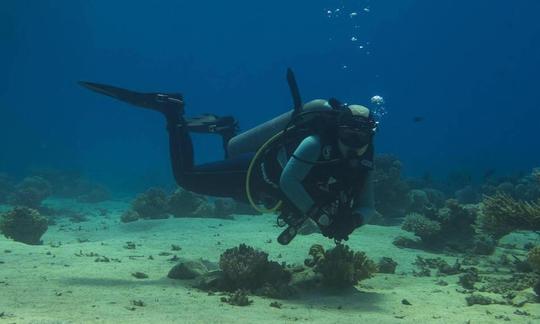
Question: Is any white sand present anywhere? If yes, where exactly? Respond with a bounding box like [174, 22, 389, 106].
[0, 199, 539, 323]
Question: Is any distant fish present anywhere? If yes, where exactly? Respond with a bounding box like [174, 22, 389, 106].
[413, 116, 424, 123]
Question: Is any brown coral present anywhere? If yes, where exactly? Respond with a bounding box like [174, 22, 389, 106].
[218, 244, 290, 291]
[0, 206, 48, 245]
[306, 244, 377, 288]
[402, 212, 442, 243]
[478, 193, 540, 239]
[132, 188, 169, 219]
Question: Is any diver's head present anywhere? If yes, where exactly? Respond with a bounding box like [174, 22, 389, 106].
[337, 105, 376, 157]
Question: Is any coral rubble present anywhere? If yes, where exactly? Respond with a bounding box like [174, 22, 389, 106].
[75, 183, 111, 203]
[27, 168, 112, 203]
[0, 173, 14, 203]
[9, 176, 52, 209]
[527, 246, 540, 272]
[0, 206, 48, 245]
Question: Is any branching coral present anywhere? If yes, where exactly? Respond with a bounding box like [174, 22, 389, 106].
[478, 193, 540, 239]
[401, 212, 442, 243]
[401, 199, 490, 253]
[436, 199, 477, 237]
[0, 206, 48, 245]
[305, 244, 377, 288]
[372, 154, 410, 218]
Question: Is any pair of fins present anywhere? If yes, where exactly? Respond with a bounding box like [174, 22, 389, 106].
[78, 81, 237, 135]
[80, 68, 303, 136]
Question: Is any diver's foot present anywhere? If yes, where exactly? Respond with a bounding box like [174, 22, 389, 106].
[276, 215, 308, 245]
[186, 114, 238, 135]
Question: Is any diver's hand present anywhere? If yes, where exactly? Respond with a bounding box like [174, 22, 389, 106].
[306, 205, 333, 227]
[320, 211, 364, 241]
[277, 208, 304, 228]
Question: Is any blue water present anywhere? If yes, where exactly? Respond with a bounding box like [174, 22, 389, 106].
[2, 0, 539, 192]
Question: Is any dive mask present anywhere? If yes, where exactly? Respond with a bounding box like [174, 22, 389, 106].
[337, 125, 373, 148]
[336, 110, 377, 149]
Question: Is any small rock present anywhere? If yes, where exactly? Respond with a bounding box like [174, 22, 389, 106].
[435, 280, 448, 286]
[193, 271, 225, 290]
[123, 241, 136, 250]
[465, 294, 496, 306]
[168, 260, 208, 280]
[514, 309, 530, 316]
[378, 257, 398, 274]
[131, 272, 148, 279]
[131, 300, 145, 307]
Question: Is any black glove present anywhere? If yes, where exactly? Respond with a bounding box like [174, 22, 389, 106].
[320, 210, 363, 241]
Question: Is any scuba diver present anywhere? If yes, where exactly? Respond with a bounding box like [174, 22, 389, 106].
[79, 69, 378, 245]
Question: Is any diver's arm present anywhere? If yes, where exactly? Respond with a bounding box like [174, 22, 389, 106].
[279, 135, 321, 214]
[352, 171, 377, 223]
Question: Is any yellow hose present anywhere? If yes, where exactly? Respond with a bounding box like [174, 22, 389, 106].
[245, 129, 290, 214]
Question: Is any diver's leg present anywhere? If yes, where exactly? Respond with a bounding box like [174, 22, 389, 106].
[165, 111, 249, 199]
[78, 81, 246, 198]
[166, 116, 195, 186]
[180, 153, 254, 202]
[185, 114, 238, 158]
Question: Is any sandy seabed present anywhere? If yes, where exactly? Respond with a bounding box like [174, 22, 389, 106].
[0, 199, 539, 324]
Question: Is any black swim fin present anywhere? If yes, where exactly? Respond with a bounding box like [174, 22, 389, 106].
[78, 81, 184, 116]
[286, 68, 303, 116]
